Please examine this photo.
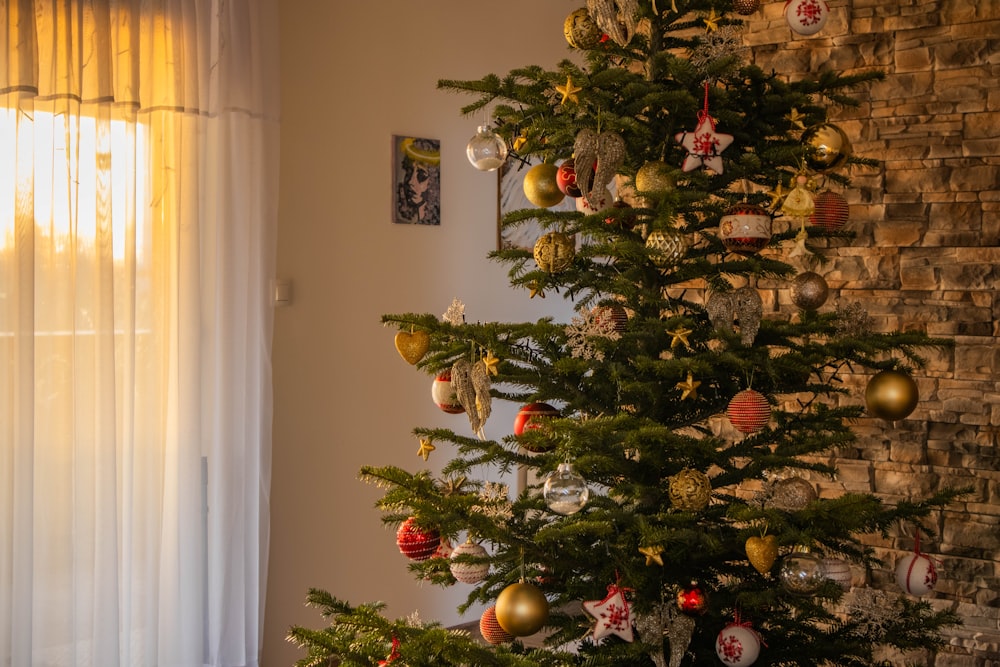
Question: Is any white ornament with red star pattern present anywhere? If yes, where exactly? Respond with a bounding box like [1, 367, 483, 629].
[784, 0, 830, 35]
[895, 530, 938, 596]
[716, 620, 761, 665]
[675, 83, 734, 173]
[582, 582, 634, 642]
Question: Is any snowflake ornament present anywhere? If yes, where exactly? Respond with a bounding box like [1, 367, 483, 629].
[675, 83, 733, 173]
[583, 583, 635, 642]
[565, 309, 622, 361]
[471, 481, 514, 521]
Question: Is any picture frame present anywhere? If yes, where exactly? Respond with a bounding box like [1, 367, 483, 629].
[392, 135, 441, 226]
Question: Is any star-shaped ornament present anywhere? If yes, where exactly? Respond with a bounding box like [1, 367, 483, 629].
[513, 133, 527, 153]
[703, 8, 721, 31]
[639, 545, 665, 566]
[438, 475, 468, 496]
[788, 223, 810, 258]
[583, 584, 635, 642]
[766, 181, 787, 211]
[417, 438, 436, 461]
[481, 351, 500, 376]
[529, 280, 546, 299]
[667, 326, 693, 350]
[676, 372, 701, 400]
[675, 114, 733, 173]
[787, 107, 807, 130]
[555, 76, 583, 105]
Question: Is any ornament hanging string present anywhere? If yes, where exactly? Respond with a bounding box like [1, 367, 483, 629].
[732, 610, 768, 647]
[699, 81, 713, 127]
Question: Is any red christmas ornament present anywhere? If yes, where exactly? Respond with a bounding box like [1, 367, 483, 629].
[592, 304, 629, 333]
[676, 582, 708, 615]
[395, 517, 441, 561]
[513, 402, 560, 437]
[718, 202, 772, 255]
[809, 190, 849, 232]
[726, 389, 770, 434]
[556, 158, 584, 198]
[480, 606, 514, 645]
[431, 371, 465, 414]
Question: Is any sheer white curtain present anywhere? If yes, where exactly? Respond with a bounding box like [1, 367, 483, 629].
[0, 1, 279, 665]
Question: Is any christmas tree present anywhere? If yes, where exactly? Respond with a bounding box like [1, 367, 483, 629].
[288, 2, 962, 665]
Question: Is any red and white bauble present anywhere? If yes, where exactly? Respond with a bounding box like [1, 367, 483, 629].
[719, 203, 772, 255]
[480, 606, 514, 645]
[432, 370, 465, 414]
[450, 539, 490, 584]
[556, 158, 584, 198]
[896, 552, 938, 596]
[809, 190, 849, 232]
[822, 557, 853, 591]
[514, 402, 560, 436]
[716, 623, 761, 665]
[784, 0, 830, 35]
[576, 186, 614, 214]
[726, 389, 771, 434]
[395, 517, 441, 561]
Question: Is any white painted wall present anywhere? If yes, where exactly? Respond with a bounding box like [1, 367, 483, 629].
[264, 3, 579, 664]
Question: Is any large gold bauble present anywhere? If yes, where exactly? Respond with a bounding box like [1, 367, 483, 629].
[668, 468, 711, 511]
[533, 231, 576, 273]
[801, 123, 852, 173]
[790, 271, 829, 311]
[865, 369, 919, 420]
[494, 581, 549, 637]
[563, 8, 602, 49]
[523, 163, 566, 208]
[645, 228, 687, 268]
[635, 160, 676, 194]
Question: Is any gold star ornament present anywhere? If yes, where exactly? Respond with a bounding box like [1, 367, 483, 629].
[667, 326, 693, 350]
[529, 280, 546, 299]
[703, 9, 720, 32]
[676, 372, 701, 400]
[766, 181, 787, 211]
[555, 76, 583, 105]
[639, 545, 665, 566]
[482, 351, 500, 376]
[417, 438, 436, 461]
[787, 107, 807, 130]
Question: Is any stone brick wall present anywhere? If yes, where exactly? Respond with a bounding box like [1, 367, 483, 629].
[745, 0, 1000, 663]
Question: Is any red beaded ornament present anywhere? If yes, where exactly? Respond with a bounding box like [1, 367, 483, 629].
[395, 517, 441, 561]
[809, 190, 849, 232]
[726, 389, 770, 434]
[480, 606, 514, 645]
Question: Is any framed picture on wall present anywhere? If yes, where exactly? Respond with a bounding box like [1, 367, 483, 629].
[392, 135, 441, 226]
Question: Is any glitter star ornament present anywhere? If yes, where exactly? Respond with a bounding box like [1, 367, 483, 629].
[583, 582, 635, 642]
[676, 372, 701, 400]
[640, 545, 665, 566]
[675, 83, 733, 173]
[417, 438, 435, 461]
[555, 76, 582, 104]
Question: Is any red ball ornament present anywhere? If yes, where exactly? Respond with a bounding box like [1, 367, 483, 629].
[726, 389, 771, 434]
[718, 203, 772, 255]
[592, 304, 629, 333]
[556, 158, 584, 198]
[604, 199, 637, 230]
[676, 582, 708, 615]
[513, 402, 560, 437]
[395, 517, 441, 561]
[809, 190, 849, 232]
[480, 606, 514, 645]
[431, 370, 465, 414]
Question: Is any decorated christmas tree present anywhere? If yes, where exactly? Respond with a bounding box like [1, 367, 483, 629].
[288, 1, 962, 665]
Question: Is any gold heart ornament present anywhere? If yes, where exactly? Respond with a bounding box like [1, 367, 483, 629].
[394, 329, 430, 365]
[745, 534, 779, 574]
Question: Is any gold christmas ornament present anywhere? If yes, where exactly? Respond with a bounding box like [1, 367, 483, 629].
[668, 468, 711, 511]
[533, 231, 576, 273]
[523, 163, 566, 208]
[767, 476, 817, 511]
[745, 534, 779, 574]
[635, 160, 676, 194]
[790, 271, 829, 311]
[393, 329, 429, 365]
[865, 369, 919, 421]
[645, 228, 687, 268]
[494, 581, 550, 637]
[563, 7, 602, 49]
[801, 122, 853, 173]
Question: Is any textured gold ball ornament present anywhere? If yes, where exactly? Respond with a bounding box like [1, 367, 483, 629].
[533, 231, 576, 274]
[790, 271, 830, 311]
[635, 160, 676, 195]
[494, 581, 550, 637]
[645, 228, 687, 268]
[668, 469, 712, 511]
[767, 476, 817, 511]
[865, 370, 919, 421]
[801, 123, 852, 173]
[563, 8, 602, 49]
[732, 0, 762, 14]
[523, 163, 566, 208]
[745, 534, 779, 574]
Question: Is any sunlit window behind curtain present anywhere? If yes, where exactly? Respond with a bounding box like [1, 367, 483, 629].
[0, 2, 278, 666]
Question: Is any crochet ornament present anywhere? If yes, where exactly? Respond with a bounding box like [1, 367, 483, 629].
[675, 83, 733, 173]
[583, 581, 634, 642]
[716, 617, 762, 665]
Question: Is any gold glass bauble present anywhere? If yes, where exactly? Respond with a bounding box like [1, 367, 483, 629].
[635, 160, 676, 194]
[865, 369, 919, 420]
[563, 8, 602, 49]
[523, 163, 566, 208]
[668, 468, 711, 511]
[790, 271, 829, 311]
[494, 581, 550, 637]
[801, 123, 852, 173]
[645, 228, 687, 268]
[533, 231, 576, 273]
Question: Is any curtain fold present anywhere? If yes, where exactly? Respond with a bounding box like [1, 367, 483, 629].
[0, 2, 279, 665]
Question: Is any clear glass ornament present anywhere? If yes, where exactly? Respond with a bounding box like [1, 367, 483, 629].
[466, 125, 508, 171]
[543, 462, 589, 515]
[779, 547, 825, 595]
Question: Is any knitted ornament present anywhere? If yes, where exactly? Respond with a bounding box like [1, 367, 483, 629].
[810, 190, 849, 231]
[716, 619, 761, 665]
[395, 517, 441, 561]
[480, 606, 514, 645]
[726, 389, 770, 434]
[450, 539, 490, 584]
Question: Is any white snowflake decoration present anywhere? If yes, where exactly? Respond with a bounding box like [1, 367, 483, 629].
[471, 481, 513, 521]
[848, 589, 900, 639]
[442, 298, 466, 325]
[565, 310, 622, 361]
[690, 25, 747, 70]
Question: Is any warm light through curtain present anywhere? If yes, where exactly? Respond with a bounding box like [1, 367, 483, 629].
[0, 1, 279, 666]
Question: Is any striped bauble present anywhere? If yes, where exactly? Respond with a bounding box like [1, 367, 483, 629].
[395, 517, 441, 561]
[809, 190, 849, 232]
[449, 539, 490, 584]
[480, 606, 514, 645]
[726, 389, 770, 434]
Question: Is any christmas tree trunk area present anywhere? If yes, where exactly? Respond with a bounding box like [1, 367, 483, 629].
[287, 2, 963, 666]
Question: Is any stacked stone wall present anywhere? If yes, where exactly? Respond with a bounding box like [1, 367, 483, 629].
[745, 0, 999, 663]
